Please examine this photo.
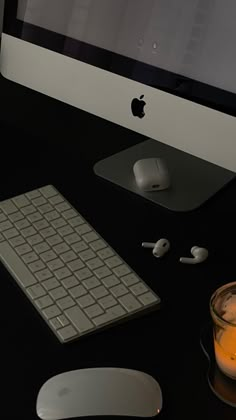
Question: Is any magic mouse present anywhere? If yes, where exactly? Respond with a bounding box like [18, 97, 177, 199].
[36, 367, 163, 419]
[133, 157, 170, 191]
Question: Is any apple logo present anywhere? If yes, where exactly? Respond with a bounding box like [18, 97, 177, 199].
[131, 95, 146, 118]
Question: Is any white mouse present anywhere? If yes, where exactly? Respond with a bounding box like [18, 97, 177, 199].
[133, 157, 170, 191]
[36, 367, 163, 419]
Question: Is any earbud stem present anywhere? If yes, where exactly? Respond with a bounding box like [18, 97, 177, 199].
[179, 257, 198, 264]
[142, 242, 155, 249]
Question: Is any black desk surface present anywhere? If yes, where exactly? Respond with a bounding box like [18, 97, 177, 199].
[0, 74, 236, 420]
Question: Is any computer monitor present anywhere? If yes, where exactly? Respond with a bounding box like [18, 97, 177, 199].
[1, 0, 236, 211]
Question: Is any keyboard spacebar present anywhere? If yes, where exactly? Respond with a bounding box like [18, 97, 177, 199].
[65, 306, 94, 333]
[0, 242, 37, 288]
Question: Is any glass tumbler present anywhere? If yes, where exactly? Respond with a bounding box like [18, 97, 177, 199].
[210, 282, 236, 380]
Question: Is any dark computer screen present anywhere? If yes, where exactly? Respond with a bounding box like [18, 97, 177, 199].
[17, 0, 236, 95]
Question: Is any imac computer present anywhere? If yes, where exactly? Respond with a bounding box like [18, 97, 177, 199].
[1, 0, 236, 211]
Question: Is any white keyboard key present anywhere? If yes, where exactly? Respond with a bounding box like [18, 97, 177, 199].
[94, 266, 112, 279]
[121, 273, 140, 287]
[82, 276, 100, 290]
[32, 197, 47, 206]
[10, 236, 25, 247]
[130, 283, 148, 296]
[38, 203, 53, 214]
[22, 252, 39, 264]
[0, 213, 7, 222]
[39, 185, 57, 198]
[56, 202, 71, 212]
[57, 296, 75, 310]
[41, 250, 57, 263]
[0, 220, 13, 232]
[69, 285, 87, 299]
[65, 306, 94, 333]
[35, 269, 52, 282]
[45, 211, 60, 222]
[105, 256, 122, 268]
[107, 305, 126, 318]
[49, 287, 67, 300]
[54, 267, 71, 280]
[27, 212, 42, 223]
[65, 233, 81, 245]
[102, 275, 120, 288]
[57, 314, 70, 327]
[77, 294, 95, 308]
[79, 249, 96, 262]
[90, 239, 106, 251]
[34, 219, 49, 230]
[61, 250, 77, 263]
[138, 292, 159, 306]
[40, 227, 56, 238]
[21, 226, 37, 238]
[9, 211, 24, 222]
[110, 284, 128, 298]
[92, 313, 113, 327]
[42, 278, 60, 291]
[51, 218, 67, 229]
[119, 294, 142, 312]
[13, 195, 30, 208]
[43, 305, 61, 319]
[21, 205, 36, 216]
[68, 259, 85, 272]
[75, 267, 93, 281]
[35, 295, 53, 309]
[0, 233, 4, 242]
[93, 305, 126, 326]
[86, 257, 104, 270]
[90, 286, 108, 299]
[97, 248, 114, 260]
[47, 258, 64, 271]
[62, 276, 79, 289]
[72, 241, 88, 253]
[113, 265, 131, 277]
[0, 200, 18, 214]
[29, 260, 45, 273]
[99, 295, 117, 309]
[34, 242, 50, 254]
[47, 235, 63, 246]
[85, 304, 103, 318]
[83, 232, 99, 243]
[49, 195, 64, 205]
[26, 190, 41, 200]
[75, 224, 91, 235]
[49, 318, 62, 330]
[28, 234, 43, 246]
[4, 226, 18, 241]
[62, 209, 77, 220]
[58, 226, 73, 237]
[27, 284, 46, 299]
[16, 243, 32, 256]
[3, 228, 18, 239]
[57, 325, 77, 342]
[15, 219, 30, 229]
[68, 216, 84, 227]
[53, 242, 70, 255]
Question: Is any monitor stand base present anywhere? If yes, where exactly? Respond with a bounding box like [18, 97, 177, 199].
[94, 139, 235, 212]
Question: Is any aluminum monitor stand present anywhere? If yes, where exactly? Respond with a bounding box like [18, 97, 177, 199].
[94, 139, 235, 212]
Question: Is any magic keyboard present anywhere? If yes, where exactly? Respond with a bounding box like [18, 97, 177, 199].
[0, 185, 160, 343]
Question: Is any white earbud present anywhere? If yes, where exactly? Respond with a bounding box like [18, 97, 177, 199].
[142, 239, 170, 258]
[179, 246, 208, 264]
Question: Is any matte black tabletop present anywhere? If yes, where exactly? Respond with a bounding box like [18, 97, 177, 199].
[0, 74, 236, 420]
